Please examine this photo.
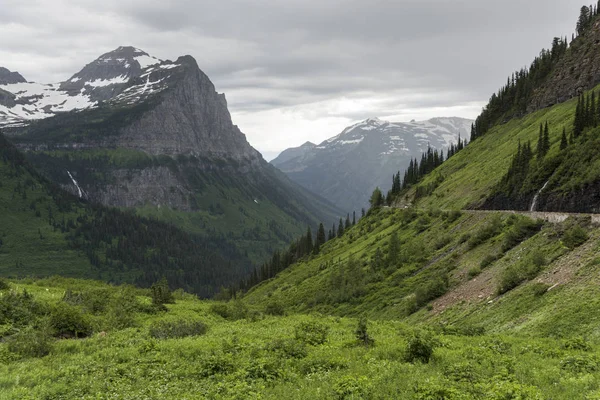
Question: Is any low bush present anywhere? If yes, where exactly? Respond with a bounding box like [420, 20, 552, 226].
[530, 282, 551, 297]
[264, 300, 285, 316]
[468, 266, 482, 278]
[468, 216, 503, 249]
[560, 355, 599, 374]
[562, 337, 592, 352]
[563, 225, 589, 250]
[298, 356, 348, 375]
[295, 321, 330, 345]
[148, 319, 208, 339]
[333, 375, 369, 400]
[405, 332, 436, 363]
[7, 326, 53, 358]
[480, 253, 501, 269]
[266, 338, 307, 359]
[0, 289, 48, 327]
[497, 251, 548, 294]
[150, 277, 174, 307]
[355, 317, 375, 347]
[199, 353, 236, 377]
[49, 303, 93, 338]
[0, 279, 9, 291]
[502, 217, 543, 252]
[415, 276, 448, 307]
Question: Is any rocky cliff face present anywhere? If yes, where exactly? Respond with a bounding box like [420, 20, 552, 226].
[529, 19, 600, 112]
[117, 56, 260, 160]
[272, 117, 472, 212]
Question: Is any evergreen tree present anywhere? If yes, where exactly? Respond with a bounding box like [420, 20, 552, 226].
[345, 214, 351, 230]
[560, 128, 568, 150]
[314, 223, 326, 254]
[352, 211, 356, 226]
[543, 121, 550, 156]
[369, 187, 384, 209]
[337, 218, 345, 237]
[305, 227, 313, 255]
[537, 123, 545, 159]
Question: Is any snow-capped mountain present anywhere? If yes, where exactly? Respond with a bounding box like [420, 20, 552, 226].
[0, 47, 182, 128]
[271, 116, 473, 212]
[1, 46, 341, 258]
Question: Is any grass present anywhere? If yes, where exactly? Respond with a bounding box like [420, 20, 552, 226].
[1, 277, 600, 399]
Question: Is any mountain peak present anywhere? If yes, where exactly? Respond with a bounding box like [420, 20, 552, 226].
[0, 67, 26, 85]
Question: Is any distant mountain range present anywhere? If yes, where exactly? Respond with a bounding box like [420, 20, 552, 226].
[0, 46, 342, 275]
[271, 116, 473, 212]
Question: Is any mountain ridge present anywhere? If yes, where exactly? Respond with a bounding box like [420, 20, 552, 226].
[271, 116, 472, 212]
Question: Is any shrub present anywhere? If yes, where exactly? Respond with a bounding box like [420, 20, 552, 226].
[414, 381, 465, 399]
[266, 338, 307, 359]
[562, 337, 592, 352]
[299, 357, 348, 375]
[104, 289, 141, 330]
[560, 355, 599, 374]
[295, 321, 330, 345]
[0, 279, 9, 291]
[7, 326, 53, 358]
[333, 376, 369, 400]
[502, 217, 543, 252]
[531, 282, 551, 297]
[563, 225, 589, 249]
[210, 303, 232, 319]
[199, 353, 236, 377]
[498, 251, 547, 294]
[62, 288, 112, 314]
[483, 380, 544, 400]
[149, 319, 208, 339]
[0, 289, 47, 327]
[49, 303, 93, 338]
[480, 254, 500, 269]
[415, 276, 448, 307]
[264, 301, 285, 316]
[150, 277, 174, 307]
[468, 266, 482, 278]
[355, 317, 375, 347]
[245, 357, 283, 381]
[468, 216, 503, 249]
[405, 332, 436, 363]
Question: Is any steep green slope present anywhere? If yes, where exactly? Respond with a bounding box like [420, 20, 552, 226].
[0, 133, 254, 296]
[396, 84, 600, 213]
[245, 207, 600, 338]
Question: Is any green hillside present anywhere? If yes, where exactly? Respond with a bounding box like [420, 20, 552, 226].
[0, 133, 254, 296]
[2, 277, 600, 399]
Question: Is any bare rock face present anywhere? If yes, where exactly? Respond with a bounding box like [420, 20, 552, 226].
[117, 56, 261, 161]
[529, 20, 600, 112]
[0, 67, 26, 85]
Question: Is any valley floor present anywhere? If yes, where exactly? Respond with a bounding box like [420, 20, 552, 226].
[1, 278, 600, 399]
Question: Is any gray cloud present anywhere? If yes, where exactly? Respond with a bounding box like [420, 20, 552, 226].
[0, 0, 586, 154]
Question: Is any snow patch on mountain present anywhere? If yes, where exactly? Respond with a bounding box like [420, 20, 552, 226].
[0, 47, 183, 128]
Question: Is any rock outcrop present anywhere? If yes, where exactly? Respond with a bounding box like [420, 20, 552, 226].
[529, 20, 600, 112]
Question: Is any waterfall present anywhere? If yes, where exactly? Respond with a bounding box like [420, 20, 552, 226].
[529, 180, 550, 212]
[67, 171, 84, 198]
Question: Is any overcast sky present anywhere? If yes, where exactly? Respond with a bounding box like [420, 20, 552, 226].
[0, 0, 585, 160]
